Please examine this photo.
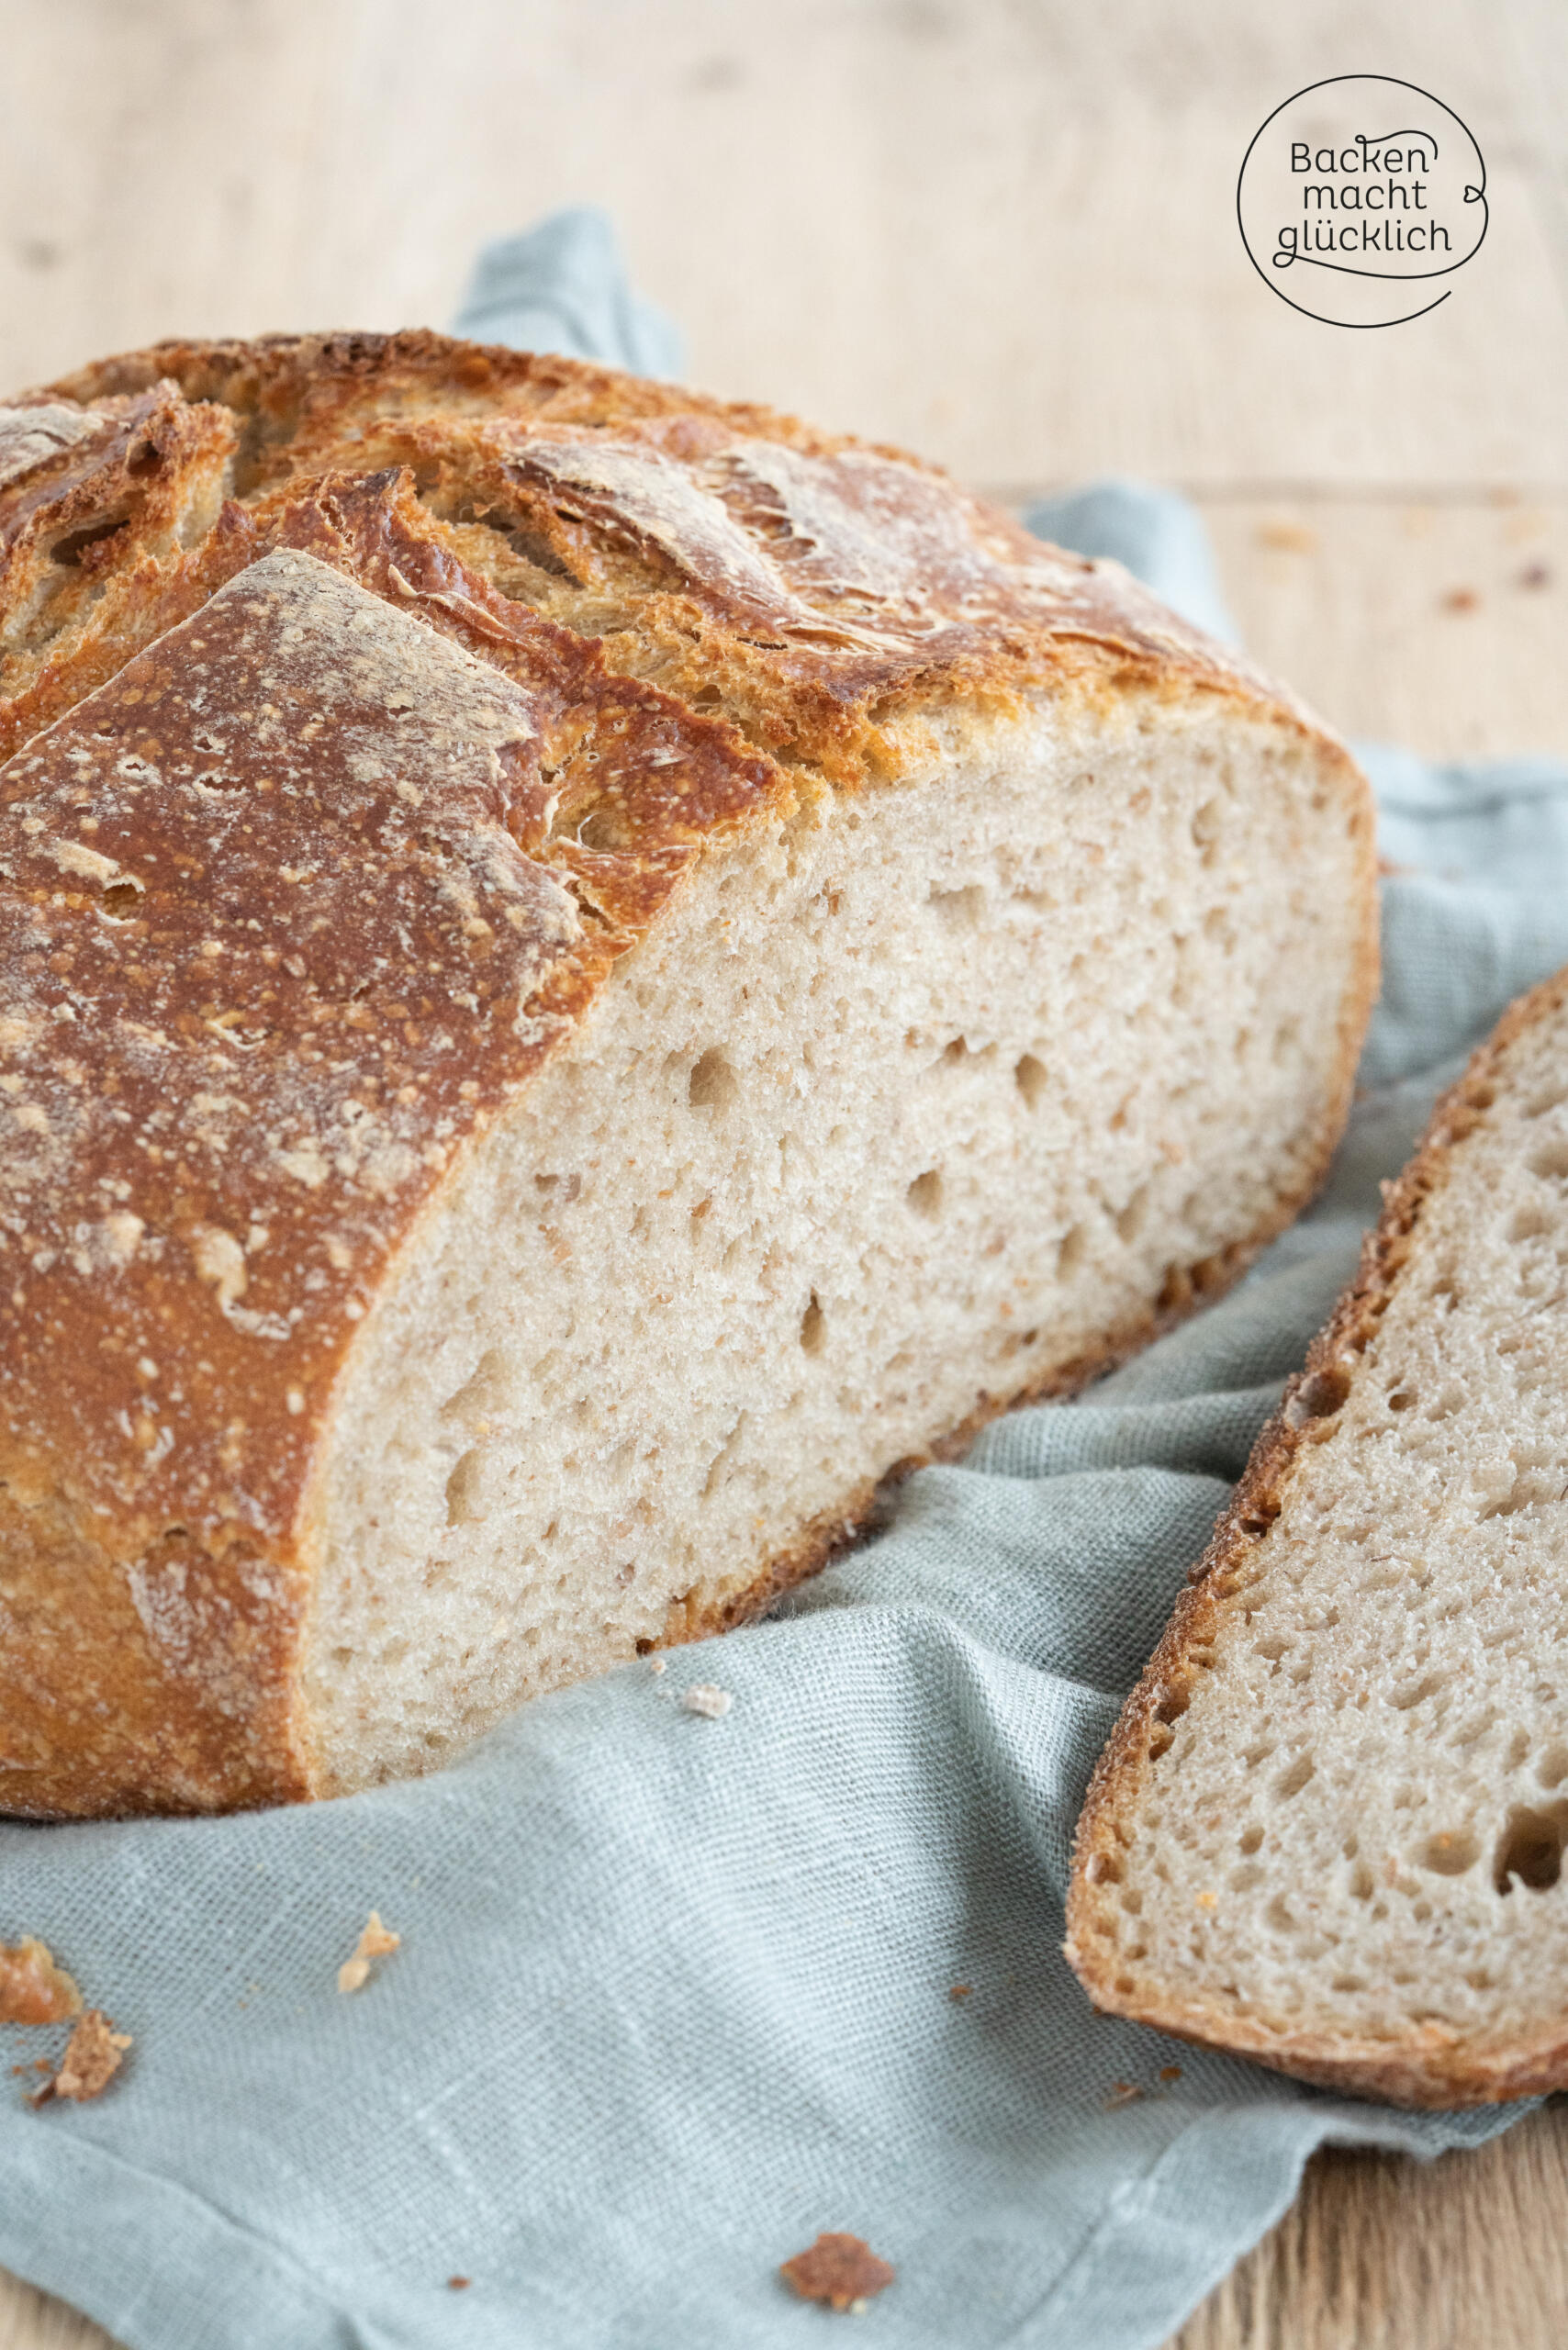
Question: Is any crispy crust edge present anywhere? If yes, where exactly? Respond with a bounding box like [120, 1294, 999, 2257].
[1066, 962, 1568, 2107]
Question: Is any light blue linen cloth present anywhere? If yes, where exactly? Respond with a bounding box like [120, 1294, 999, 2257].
[1, 215, 1564, 2350]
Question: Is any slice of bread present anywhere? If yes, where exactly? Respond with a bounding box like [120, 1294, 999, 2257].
[1069, 968, 1568, 2105]
[0, 334, 1374, 1815]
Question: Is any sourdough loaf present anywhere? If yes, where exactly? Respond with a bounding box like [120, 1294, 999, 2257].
[0, 332, 1376, 1815]
[1069, 969, 1568, 2105]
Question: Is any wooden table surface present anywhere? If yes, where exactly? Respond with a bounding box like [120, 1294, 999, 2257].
[2, 3, 1567, 2344]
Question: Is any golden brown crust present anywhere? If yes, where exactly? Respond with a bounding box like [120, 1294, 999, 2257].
[0, 331, 1376, 1816]
[25, 331, 1330, 791]
[1067, 967, 1568, 2106]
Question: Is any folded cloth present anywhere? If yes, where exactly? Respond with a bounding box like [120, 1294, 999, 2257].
[453, 205, 684, 376]
[2, 241, 1564, 2350]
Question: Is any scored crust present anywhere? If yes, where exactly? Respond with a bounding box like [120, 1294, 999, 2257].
[0, 332, 1378, 1815]
[1067, 968, 1568, 2106]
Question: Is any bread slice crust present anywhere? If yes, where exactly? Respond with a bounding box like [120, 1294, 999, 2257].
[1068, 968, 1568, 2107]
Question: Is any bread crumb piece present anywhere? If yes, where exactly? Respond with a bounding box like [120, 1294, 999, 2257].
[338, 1910, 400, 1994]
[447, 2276, 471, 2291]
[948, 1984, 972, 2001]
[681, 1683, 733, 1718]
[33, 2009, 131, 2106]
[1105, 2079, 1144, 2109]
[1159, 2064, 1183, 2083]
[1257, 518, 1317, 553]
[648, 1656, 666, 1675]
[1440, 587, 1479, 613]
[0, 1938, 83, 2026]
[779, 2233, 896, 2311]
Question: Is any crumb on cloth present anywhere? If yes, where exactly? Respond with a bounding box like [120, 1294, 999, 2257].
[779, 2232, 896, 2312]
[0, 1937, 83, 2026]
[1104, 2079, 1144, 2109]
[338, 1910, 400, 1995]
[31, 2009, 131, 2107]
[681, 1683, 733, 1719]
[447, 2276, 471, 2291]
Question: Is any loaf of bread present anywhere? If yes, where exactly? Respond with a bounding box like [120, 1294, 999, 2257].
[1069, 968, 1568, 2105]
[0, 333, 1375, 1815]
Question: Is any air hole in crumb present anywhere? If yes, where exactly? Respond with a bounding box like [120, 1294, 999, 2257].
[907, 1169, 943, 1219]
[1349, 1863, 1373, 1900]
[1153, 1684, 1189, 1727]
[1190, 798, 1223, 859]
[1014, 1052, 1047, 1110]
[688, 1048, 737, 1115]
[927, 882, 986, 928]
[1387, 1388, 1416, 1413]
[1115, 1186, 1149, 1245]
[800, 1292, 825, 1356]
[1509, 1202, 1552, 1243]
[1495, 1802, 1568, 1893]
[1419, 1830, 1479, 1876]
[443, 1448, 487, 1528]
[1537, 1747, 1568, 1790]
[1274, 1753, 1315, 1799]
[1238, 1823, 1264, 1855]
[1057, 1224, 1086, 1276]
[1529, 1137, 1568, 1182]
[1291, 1365, 1350, 1421]
[101, 882, 142, 919]
[941, 1035, 969, 1065]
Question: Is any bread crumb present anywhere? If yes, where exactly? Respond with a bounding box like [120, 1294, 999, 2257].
[1257, 519, 1317, 554]
[681, 1682, 733, 1718]
[1104, 2079, 1144, 2109]
[32, 2009, 131, 2106]
[948, 1984, 972, 2001]
[779, 2232, 896, 2311]
[0, 1938, 83, 2026]
[1440, 587, 1479, 613]
[1195, 1891, 1217, 1908]
[338, 1910, 400, 1994]
[447, 2276, 471, 2291]
[648, 1656, 666, 1675]
[1159, 2064, 1183, 2083]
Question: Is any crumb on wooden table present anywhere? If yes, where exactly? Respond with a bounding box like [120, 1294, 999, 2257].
[338, 1909, 400, 1995]
[779, 2232, 896, 2312]
[681, 1683, 733, 1719]
[0, 1937, 83, 2026]
[31, 2009, 131, 2107]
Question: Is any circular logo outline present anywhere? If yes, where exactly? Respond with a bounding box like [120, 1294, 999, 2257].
[1237, 74, 1488, 330]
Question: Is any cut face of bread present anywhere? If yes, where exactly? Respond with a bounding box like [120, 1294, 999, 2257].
[1069, 971, 1568, 2106]
[0, 334, 1376, 1815]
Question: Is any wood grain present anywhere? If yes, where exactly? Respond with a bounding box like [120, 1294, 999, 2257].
[2, 2, 1568, 2344]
